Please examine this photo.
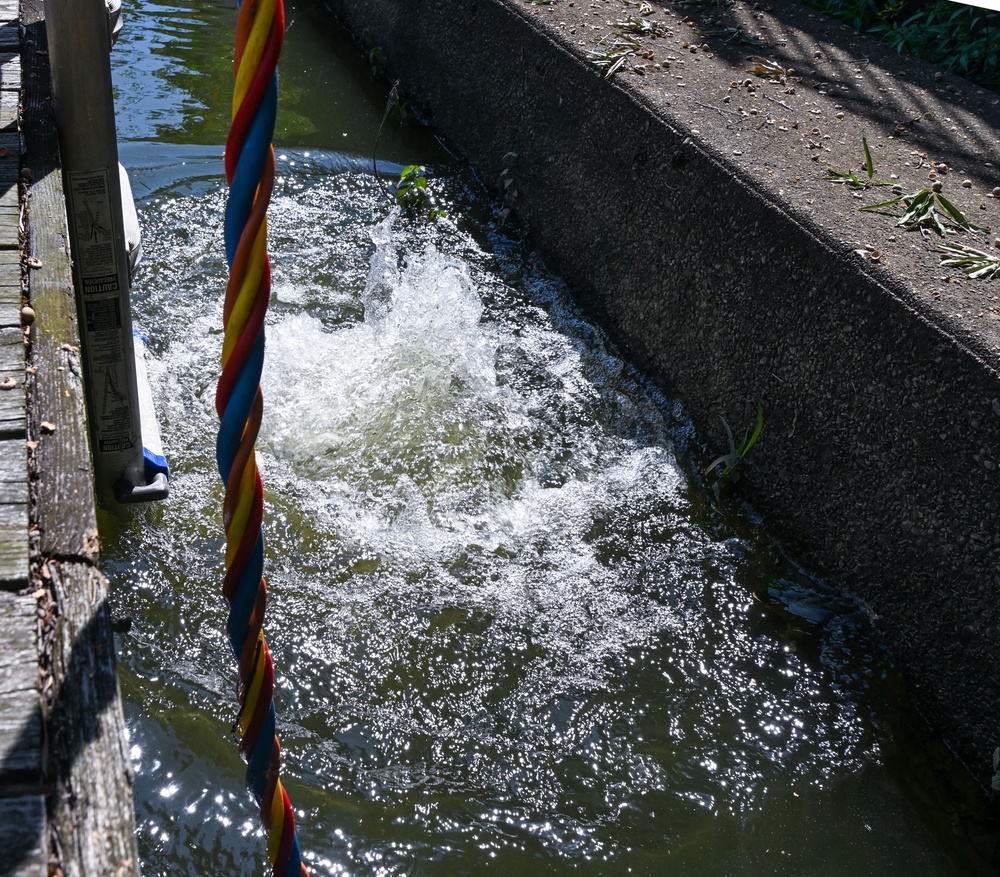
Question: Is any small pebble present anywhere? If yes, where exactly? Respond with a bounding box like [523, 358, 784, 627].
[932, 181, 943, 192]
[20, 306, 34, 325]
[993, 187, 1000, 198]
[0, 377, 16, 390]
[40, 421, 56, 434]
[962, 179, 972, 188]
[836, 112, 844, 120]
[25, 256, 42, 270]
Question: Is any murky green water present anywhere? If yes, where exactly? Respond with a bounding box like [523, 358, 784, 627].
[102, 1, 970, 874]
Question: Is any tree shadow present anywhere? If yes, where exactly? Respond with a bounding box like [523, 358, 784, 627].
[660, 0, 1000, 172]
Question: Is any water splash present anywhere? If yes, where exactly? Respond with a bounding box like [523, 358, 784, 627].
[107, 150, 958, 877]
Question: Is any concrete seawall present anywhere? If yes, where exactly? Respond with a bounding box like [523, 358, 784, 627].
[321, 0, 1000, 791]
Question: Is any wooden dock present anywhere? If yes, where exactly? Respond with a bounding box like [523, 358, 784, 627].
[0, 0, 44, 872]
[2, 1, 141, 874]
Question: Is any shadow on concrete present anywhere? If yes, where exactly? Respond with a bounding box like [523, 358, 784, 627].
[663, 0, 1000, 173]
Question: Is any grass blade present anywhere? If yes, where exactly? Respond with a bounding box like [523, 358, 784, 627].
[935, 194, 989, 233]
[742, 403, 764, 456]
[860, 196, 905, 211]
[862, 136, 874, 180]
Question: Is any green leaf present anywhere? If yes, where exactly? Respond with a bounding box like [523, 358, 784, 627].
[862, 136, 874, 180]
[934, 193, 968, 225]
[721, 415, 736, 457]
[705, 454, 736, 476]
[741, 403, 764, 457]
[860, 196, 905, 211]
[827, 168, 863, 185]
[935, 194, 989, 233]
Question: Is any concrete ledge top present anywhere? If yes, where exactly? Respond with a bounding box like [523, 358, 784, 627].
[515, 0, 1000, 368]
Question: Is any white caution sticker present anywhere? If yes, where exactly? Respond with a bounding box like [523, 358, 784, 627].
[83, 297, 136, 454]
[68, 168, 121, 295]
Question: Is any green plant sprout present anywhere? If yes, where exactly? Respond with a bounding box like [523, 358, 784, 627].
[937, 242, 1000, 279]
[826, 137, 893, 189]
[615, 15, 654, 35]
[705, 402, 764, 498]
[861, 187, 988, 235]
[396, 165, 446, 221]
[588, 34, 642, 78]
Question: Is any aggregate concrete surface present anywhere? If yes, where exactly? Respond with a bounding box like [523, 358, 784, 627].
[520, 0, 1000, 359]
[322, 0, 1000, 843]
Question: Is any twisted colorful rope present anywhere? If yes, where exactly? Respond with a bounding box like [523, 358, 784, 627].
[217, 1, 308, 874]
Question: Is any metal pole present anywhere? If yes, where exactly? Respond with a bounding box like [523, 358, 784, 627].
[44, 0, 167, 503]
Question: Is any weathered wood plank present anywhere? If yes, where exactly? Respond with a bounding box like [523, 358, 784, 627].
[0, 690, 41, 778]
[0, 86, 17, 127]
[0, 51, 19, 88]
[0, 330, 25, 441]
[0, 397, 26, 439]
[0, 3, 43, 875]
[48, 561, 140, 877]
[0, 399, 26, 440]
[0, 181, 18, 237]
[0, 130, 19, 189]
[0, 260, 22, 329]
[0, 436, 26, 485]
[0, 796, 47, 877]
[0, 594, 36, 692]
[0, 595, 41, 780]
[22, 5, 99, 563]
[0, 500, 27, 587]
[0, 328, 22, 363]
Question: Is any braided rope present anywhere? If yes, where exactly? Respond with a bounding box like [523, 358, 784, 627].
[216, 1, 308, 874]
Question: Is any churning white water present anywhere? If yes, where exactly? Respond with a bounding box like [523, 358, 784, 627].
[108, 141, 960, 877]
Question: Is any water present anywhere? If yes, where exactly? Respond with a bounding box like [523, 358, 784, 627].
[102, 1, 971, 874]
